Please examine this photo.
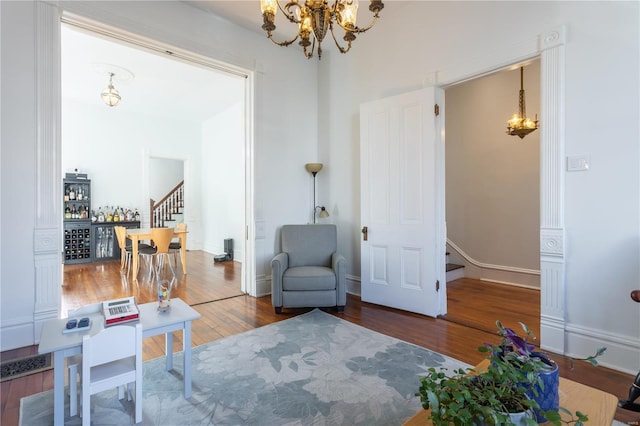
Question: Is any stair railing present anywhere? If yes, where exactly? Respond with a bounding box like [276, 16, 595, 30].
[150, 180, 184, 228]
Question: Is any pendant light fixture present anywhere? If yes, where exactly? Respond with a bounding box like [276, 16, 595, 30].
[101, 72, 121, 107]
[506, 66, 539, 139]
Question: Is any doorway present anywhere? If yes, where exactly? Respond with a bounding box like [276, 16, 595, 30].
[442, 62, 541, 334]
[60, 18, 253, 297]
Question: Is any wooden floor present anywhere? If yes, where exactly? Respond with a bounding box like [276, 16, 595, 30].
[443, 278, 541, 340]
[1, 254, 638, 425]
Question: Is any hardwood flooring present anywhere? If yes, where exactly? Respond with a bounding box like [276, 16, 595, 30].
[442, 278, 541, 341]
[1, 254, 638, 425]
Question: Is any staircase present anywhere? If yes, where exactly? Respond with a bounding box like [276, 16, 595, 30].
[446, 252, 465, 282]
[150, 181, 184, 228]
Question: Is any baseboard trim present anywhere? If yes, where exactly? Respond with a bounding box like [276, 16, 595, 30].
[1, 321, 35, 352]
[479, 278, 539, 291]
[565, 323, 640, 375]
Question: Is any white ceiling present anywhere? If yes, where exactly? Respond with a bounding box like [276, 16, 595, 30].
[61, 1, 397, 120]
[185, 1, 265, 36]
[62, 23, 245, 122]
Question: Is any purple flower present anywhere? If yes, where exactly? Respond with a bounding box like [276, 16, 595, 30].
[502, 326, 536, 356]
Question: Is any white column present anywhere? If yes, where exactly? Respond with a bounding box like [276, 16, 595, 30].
[539, 27, 567, 354]
[33, 1, 62, 341]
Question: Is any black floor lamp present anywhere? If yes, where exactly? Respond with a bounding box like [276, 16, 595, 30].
[305, 163, 329, 224]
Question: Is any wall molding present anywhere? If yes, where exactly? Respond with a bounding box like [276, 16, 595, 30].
[33, 2, 63, 346]
[539, 29, 567, 353]
[434, 25, 568, 353]
[565, 323, 640, 375]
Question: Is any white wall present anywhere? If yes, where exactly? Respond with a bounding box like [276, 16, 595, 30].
[320, 1, 639, 372]
[202, 100, 245, 260]
[149, 158, 183, 203]
[0, 1, 39, 349]
[63, 100, 199, 214]
[1, 0, 317, 350]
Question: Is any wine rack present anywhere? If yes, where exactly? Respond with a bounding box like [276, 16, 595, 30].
[63, 173, 92, 264]
[64, 223, 92, 263]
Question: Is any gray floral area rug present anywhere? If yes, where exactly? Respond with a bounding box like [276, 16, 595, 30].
[20, 308, 469, 425]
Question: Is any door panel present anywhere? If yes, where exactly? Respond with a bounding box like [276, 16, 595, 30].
[360, 87, 444, 317]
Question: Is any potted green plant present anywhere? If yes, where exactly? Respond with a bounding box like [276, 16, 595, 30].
[416, 361, 539, 425]
[416, 321, 604, 426]
[489, 321, 605, 423]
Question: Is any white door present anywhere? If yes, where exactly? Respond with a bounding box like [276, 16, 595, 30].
[360, 87, 445, 317]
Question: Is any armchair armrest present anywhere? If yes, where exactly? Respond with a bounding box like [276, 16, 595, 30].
[271, 252, 289, 307]
[332, 252, 347, 306]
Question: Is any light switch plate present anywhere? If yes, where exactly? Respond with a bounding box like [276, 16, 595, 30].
[567, 155, 590, 171]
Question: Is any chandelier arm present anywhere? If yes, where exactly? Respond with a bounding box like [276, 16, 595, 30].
[266, 32, 300, 47]
[335, 15, 380, 34]
[280, 1, 304, 24]
[331, 0, 381, 34]
[329, 24, 353, 54]
[303, 37, 317, 59]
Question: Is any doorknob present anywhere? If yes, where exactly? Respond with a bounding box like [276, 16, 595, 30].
[362, 226, 368, 241]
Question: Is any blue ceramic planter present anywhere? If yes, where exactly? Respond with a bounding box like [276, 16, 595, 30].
[528, 355, 559, 422]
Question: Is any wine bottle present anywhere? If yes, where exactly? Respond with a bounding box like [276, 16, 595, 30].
[114, 208, 120, 222]
[69, 186, 76, 200]
[65, 203, 71, 219]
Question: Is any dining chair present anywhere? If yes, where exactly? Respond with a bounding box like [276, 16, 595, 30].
[138, 227, 175, 282]
[66, 303, 102, 417]
[114, 226, 132, 275]
[81, 323, 143, 425]
[169, 222, 187, 267]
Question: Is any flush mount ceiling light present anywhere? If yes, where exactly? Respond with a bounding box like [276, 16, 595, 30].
[260, 0, 384, 60]
[101, 72, 121, 107]
[506, 66, 539, 139]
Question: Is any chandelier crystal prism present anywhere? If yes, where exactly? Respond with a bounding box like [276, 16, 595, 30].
[260, 0, 384, 60]
[506, 66, 538, 139]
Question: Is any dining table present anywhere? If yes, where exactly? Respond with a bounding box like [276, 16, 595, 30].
[126, 227, 188, 280]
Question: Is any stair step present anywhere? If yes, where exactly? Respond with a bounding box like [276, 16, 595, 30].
[446, 263, 464, 282]
[446, 263, 464, 272]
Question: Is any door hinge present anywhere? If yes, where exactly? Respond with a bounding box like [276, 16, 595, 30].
[434, 104, 440, 116]
[436, 280, 440, 292]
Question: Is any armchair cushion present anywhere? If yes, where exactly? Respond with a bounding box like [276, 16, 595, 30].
[283, 266, 336, 291]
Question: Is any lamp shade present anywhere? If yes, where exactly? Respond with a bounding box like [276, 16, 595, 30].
[305, 163, 323, 174]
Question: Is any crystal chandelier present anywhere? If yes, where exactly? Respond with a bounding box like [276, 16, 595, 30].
[260, 0, 384, 60]
[506, 66, 538, 139]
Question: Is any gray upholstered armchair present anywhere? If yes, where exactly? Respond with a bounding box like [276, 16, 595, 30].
[271, 224, 346, 314]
